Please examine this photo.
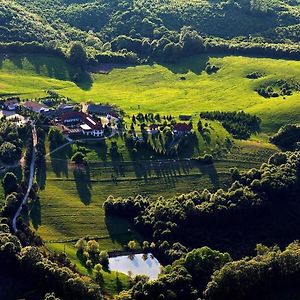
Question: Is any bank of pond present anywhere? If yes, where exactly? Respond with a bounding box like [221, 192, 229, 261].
[109, 253, 161, 280]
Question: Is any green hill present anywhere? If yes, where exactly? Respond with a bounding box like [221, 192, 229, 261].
[0, 53, 299, 132]
[0, 0, 103, 52]
[13, 0, 300, 42]
[1, 0, 300, 60]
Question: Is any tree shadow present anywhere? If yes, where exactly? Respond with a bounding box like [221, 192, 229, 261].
[96, 140, 108, 162]
[159, 54, 210, 75]
[196, 162, 220, 189]
[30, 197, 41, 230]
[49, 143, 72, 178]
[73, 166, 91, 205]
[9, 55, 24, 70]
[36, 158, 47, 190]
[5, 54, 93, 91]
[72, 71, 93, 91]
[105, 215, 143, 247]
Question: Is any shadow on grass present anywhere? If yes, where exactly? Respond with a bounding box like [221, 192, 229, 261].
[1, 54, 93, 91]
[105, 215, 143, 247]
[36, 158, 47, 190]
[49, 143, 72, 178]
[159, 54, 210, 75]
[30, 197, 41, 230]
[197, 163, 220, 189]
[73, 166, 91, 205]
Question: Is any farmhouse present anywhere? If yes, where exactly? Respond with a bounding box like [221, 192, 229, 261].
[173, 123, 193, 135]
[87, 104, 118, 118]
[149, 124, 160, 134]
[3, 98, 19, 111]
[179, 115, 192, 121]
[42, 103, 75, 119]
[59, 111, 104, 137]
[59, 111, 84, 124]
[23, 101, 49, 113]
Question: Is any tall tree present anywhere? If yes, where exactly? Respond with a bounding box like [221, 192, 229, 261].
[2, 172, 18, 195]
[69, 42, 88, 67]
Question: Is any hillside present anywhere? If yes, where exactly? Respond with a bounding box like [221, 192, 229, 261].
[13, 0, 300, 42]
[0, 0, 103, 52]
[1, 0, 300, 60]
[1, 53, 299, 131]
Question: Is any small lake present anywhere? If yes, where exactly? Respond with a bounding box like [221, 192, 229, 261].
[109, 253, 161, 280]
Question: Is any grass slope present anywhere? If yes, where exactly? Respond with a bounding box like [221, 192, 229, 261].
[1, 54, 300, 132]
[34, 139, 277, 264]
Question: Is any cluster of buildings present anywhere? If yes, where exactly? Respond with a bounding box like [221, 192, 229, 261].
[1, 98, 120, 138]
[148, 122, 193, 136]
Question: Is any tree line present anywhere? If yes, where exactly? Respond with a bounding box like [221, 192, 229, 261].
[199, 111, 261, 139]
[116, 242, 300, 300]
[104, 151, 300, 261]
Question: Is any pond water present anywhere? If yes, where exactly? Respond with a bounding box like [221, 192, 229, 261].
[109, 253, 161, 280]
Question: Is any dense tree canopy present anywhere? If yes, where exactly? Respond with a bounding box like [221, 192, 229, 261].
[2, 0, 300, 62]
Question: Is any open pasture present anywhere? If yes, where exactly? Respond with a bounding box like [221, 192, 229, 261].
[1, 54, 300, 132]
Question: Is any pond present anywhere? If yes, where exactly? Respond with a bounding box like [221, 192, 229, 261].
[109, 253, 161, 280]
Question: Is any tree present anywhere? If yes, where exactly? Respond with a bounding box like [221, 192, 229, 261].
[2, 172, 18, 195]
[180, 27, 205, 56]
[128, 240, 137, 250]
[184, 247, 231, 289]
[99, 250, 109, 266]
[75, 238, 86, 253]
[94, 264, 104, 285]
[48, 128, 64, 149]
[71, 152, 85, 164]
[69, 42, 88, 66]
[86, 240, 100, 255]
[44, 292, 60, 300]
[0, 142, 20, 164]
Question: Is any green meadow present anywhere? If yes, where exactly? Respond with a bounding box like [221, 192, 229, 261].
[33, 138, 277, 272]
[0, 52, 289, 293]
[1, 53, 300, 132]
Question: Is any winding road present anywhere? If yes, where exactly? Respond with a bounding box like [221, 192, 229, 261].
[12, 125, 37, 232]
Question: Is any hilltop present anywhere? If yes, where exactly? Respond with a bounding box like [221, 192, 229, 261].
[1, 0, 300, 61]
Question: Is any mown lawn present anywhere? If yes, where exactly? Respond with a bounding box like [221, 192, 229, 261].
[35, 138, 277, 248]
[1, 54, 300, 132]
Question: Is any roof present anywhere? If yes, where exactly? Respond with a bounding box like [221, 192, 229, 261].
[60, 111, 85, 122]
[80, 124, 92, 131]
[58, 103, 74, 110]
[60, 111, 103, 131]
[23, 101, 49, 112]
[179, 115, 192, 121]
[173, 123, 192, 132]
[87, 104, 115, 115]
[149, 124, 159, 130]
[4, 98, 19, 106]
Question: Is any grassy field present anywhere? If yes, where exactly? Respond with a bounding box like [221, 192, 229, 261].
[33, 138, 277, 269]
[1, 54, 300, 132]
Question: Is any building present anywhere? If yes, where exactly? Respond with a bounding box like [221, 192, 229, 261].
[179, 115, 192, 121]
[173, 123, 193, 135]
[59, 111, 104, 137]
[80, 119, 103, 137]
[60, 111, 85, 124]
[149, 124, 160, 134]
[3, 98, 19, 111]
[42, 103, 75, 119]
[23, 101, 49, 113]
[87, 104, 118, 118]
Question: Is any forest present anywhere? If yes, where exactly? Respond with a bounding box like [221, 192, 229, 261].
[2, 0, 300, 63]
[1, 0, 300, 299]
[105, 150, 300, 299]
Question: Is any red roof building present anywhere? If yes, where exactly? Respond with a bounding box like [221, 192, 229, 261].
[23, 101, 49, 113]
[59, 111, 104, 137]
[173, 123, 193, 133]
